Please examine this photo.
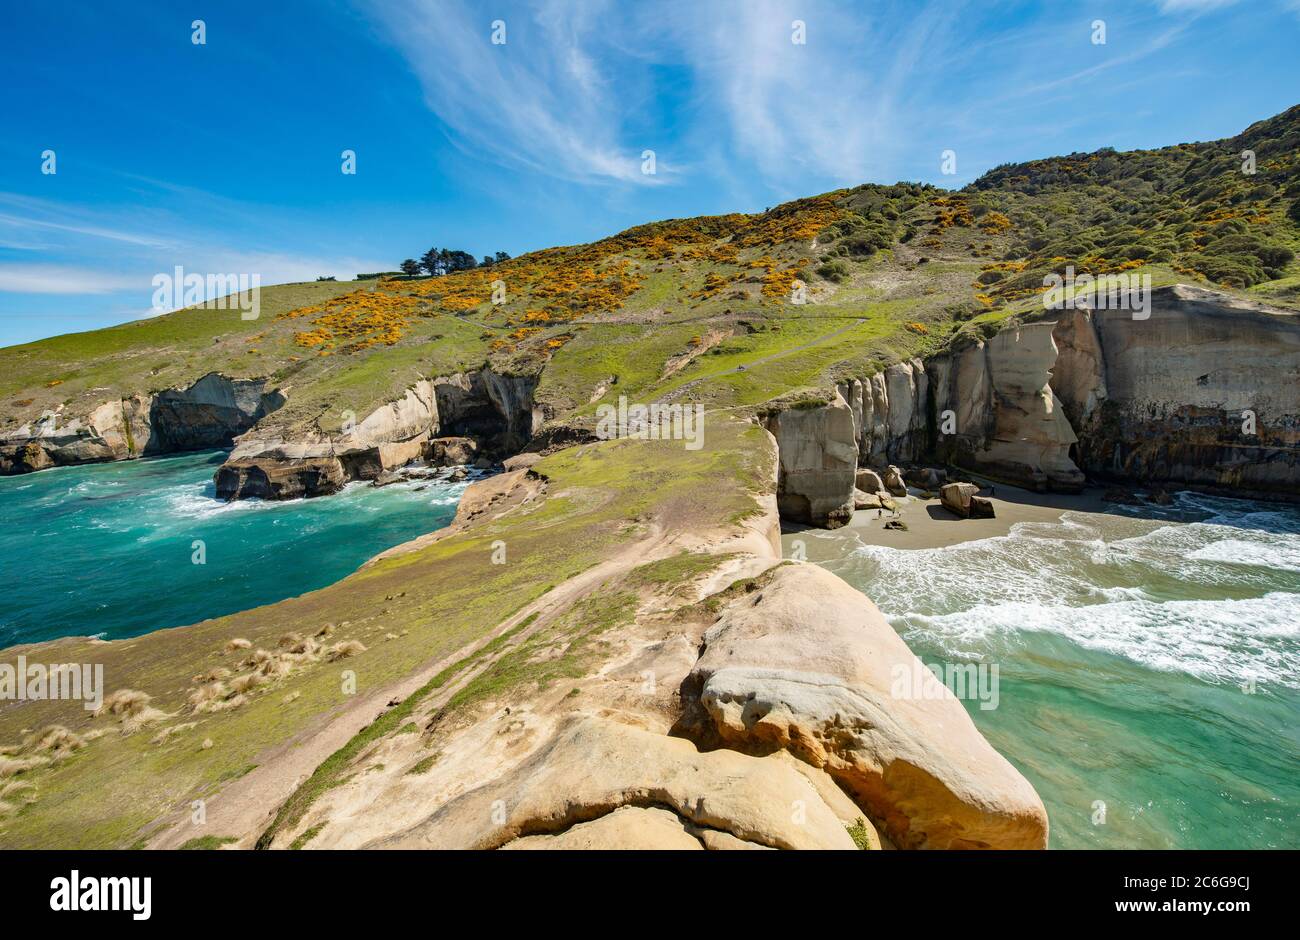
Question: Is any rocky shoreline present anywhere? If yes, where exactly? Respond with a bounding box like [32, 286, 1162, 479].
[764, 285, 1300, 528]
[5, 287, 1297, 528]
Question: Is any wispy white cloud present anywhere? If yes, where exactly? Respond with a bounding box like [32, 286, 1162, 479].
[0, 265, 142, 295]
[0, 194, 176, 250]
[362, 0, 664, 184]
[0, 190, 391, 301]
[360, 0, 974, 189]
[654, 0, 966, 187]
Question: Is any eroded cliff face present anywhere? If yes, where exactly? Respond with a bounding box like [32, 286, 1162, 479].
[761, 393, 858, 528]
[763, 285, 1299, 527]
[214, 366, 541, 500]
[1050, 285, 1300, 498]
[0, 373, 282, 475]
[937, 323, 1085, 492]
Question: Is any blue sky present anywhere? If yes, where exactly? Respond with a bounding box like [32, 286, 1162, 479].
[0, 0, 1297, 346]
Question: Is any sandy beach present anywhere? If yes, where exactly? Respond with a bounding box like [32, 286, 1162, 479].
[780, 480, 1115, 562]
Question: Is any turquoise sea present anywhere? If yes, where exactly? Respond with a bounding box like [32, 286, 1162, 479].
[823, 493, 1300, 849]
[2, 453, 1296, 849]
[0, 450, 470, 646]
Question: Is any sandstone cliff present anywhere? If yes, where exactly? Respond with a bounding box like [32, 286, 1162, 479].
[762, 285, 1299, 527]
[0, 373, 282, 475]
[1050, 285, 1300, 497]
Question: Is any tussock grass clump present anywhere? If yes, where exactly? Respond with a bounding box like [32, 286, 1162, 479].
[228, 672, 266, 696]
[0, 779, 37, 815]
[224, 638, 252, 652]
[241, 648, 275, 668]
[188, 670, 261, 715]
[256, 658, 290, 680]
[22, 725, 86, 757]
[95, 689, 166, 733]
[0, 754, 49, 779]
[327, 640, 367, 661]
[188, 681, 230, 712]
[150, 722, 197, 745]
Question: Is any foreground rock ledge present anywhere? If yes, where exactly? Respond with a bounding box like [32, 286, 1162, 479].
[683, 563, 1049, 850]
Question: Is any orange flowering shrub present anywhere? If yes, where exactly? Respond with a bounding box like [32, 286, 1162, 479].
[277, 192, 853, 348]
[930, 197, 974, 230]
[978, 211, 1013, 234]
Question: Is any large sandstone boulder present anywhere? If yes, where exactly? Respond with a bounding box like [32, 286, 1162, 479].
[855, 468, 885, 493]
[853, 489, 882, 510]
[214, 455, 347, 500]
[426, 436, 477, 466]
[685, 563, 1048, 849]
[373, 715, 859, 850]
[940, 482, 995, 519]
[502, 452, 543, 471]
[762, 393, 857, 528]
[882, 465, 908, 497]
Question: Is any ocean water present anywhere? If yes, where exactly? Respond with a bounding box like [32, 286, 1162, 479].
[0, 450, 471, 647]
[823, 492, 1300, 849]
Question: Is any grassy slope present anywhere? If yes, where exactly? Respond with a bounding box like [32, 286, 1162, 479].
[4, 107, 1299, 443]
[0, 418, 772, 847]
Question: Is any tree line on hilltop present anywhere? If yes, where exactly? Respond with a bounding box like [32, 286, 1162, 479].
[398, 248, 512, 278]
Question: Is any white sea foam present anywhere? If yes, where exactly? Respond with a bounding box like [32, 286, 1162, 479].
[895, 593, 1300, 689]
[833, 497, 1300, 689]
[1188, 539, 1300, 572]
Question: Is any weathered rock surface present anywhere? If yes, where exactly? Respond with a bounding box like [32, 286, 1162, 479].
[212, 367, 541, 500]
[853, 488, 883, 510]
[0, 373, 281, 475]
[373, 715, 859, 850]
[214, 455, 347, 500]
[425, 436, 477, 466]
[978, 324, 1084, 491]
[855, 467, 885, 493]
[501, 805, 705, 850]
[501, 452, 542, 471]
[940, 482, 995, 519]
[682, 563, 1049, 849]
[1051, 286, 1300, 499]
[762, 393, 857, 528]
[882, 465, 908, 496]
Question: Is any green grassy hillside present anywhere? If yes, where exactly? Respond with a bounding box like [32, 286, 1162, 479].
[3, 106, 1298, 442]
